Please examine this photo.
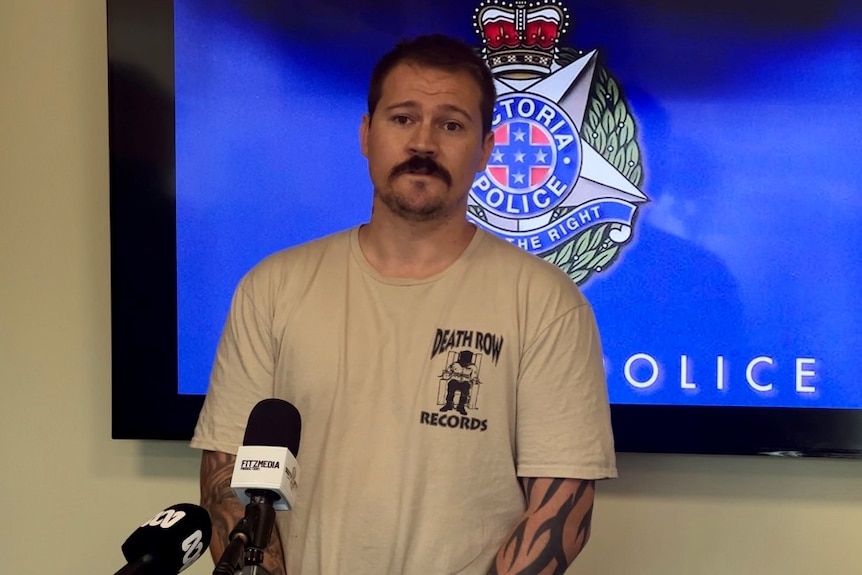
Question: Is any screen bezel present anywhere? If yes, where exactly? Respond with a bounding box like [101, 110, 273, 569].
[109, 0, 206, 440]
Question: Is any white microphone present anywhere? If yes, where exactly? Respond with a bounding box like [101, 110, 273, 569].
[230, 402, 301, 511]
[213, 398, 302, 575]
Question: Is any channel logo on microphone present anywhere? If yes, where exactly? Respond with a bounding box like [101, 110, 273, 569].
[285, 465, 298, 492]
[240, 459, 281, 471]
[232, 445, 300, 511]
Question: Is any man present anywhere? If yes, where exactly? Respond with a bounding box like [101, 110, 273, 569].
[191, 34, 617, 575]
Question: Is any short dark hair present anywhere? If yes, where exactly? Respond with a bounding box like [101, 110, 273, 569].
[366, 34, 497, 135]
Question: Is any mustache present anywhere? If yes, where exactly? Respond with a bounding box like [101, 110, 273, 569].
[389, 155, 452, 187]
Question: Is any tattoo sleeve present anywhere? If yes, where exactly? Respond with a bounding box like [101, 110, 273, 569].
[200, 450, 287, 575]
[488, 477, 595, 575]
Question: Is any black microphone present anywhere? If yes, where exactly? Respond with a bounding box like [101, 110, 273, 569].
[213, 398, 302, 575]
[114, 503, 212, 575]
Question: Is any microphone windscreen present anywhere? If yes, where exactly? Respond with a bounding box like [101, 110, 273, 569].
[121, 503, 212, 574]
[242, 398, 302, 456]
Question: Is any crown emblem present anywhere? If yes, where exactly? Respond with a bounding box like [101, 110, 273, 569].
[474, 0, 570, 80]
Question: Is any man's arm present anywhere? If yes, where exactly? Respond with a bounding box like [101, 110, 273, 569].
[489, 477, 595, 575]
[200, 450, 287, 575]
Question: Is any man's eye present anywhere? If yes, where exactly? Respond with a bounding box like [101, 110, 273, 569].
[443, 121, 463, 132]
[392, 115, 411, 125]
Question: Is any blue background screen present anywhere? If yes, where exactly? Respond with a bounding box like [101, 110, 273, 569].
[175, 0, 862, 409]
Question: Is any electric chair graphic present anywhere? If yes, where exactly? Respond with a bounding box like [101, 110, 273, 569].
[437, 349, 482, 415]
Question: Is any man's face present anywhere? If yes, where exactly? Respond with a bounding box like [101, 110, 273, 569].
[360, 62, 495, 223]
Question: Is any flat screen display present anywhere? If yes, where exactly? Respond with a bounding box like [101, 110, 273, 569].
[109, 0, 862, 455]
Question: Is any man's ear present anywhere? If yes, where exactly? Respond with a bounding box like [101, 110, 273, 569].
[477, 129, 495, 171]
[359, 114, 371, 158]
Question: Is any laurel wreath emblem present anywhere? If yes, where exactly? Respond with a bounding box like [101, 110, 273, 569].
[545, 49, 644, 284]
[469, 47, 645, 285]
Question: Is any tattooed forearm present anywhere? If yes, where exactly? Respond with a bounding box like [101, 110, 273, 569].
[200, 451, 243, 561]
[488, 478, 595, 575]
[200, 450, 287, 575]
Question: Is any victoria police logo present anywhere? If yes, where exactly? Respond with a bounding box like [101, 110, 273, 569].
[470, 0, 649, 285]
[473, 93, 580, 218]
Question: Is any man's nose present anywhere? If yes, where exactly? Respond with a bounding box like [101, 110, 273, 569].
[408, 121, 438, 156]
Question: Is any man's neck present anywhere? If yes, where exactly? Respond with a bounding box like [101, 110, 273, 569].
[358, 211, 477, 280]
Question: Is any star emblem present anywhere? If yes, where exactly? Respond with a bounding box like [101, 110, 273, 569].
[471, 50, 648, 234]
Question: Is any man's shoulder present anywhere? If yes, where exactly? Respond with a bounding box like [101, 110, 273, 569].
[232, 227, 354, 303]
[476, 228, 564, 272]
[474, 228, 588, 304]
[246, 227, 354, 279]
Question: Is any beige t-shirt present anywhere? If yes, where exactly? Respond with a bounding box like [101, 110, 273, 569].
[191, 226, 617, 575]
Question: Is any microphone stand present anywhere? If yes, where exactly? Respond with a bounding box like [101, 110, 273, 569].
[213, 492, 279, 575]
[241, 490, 278, 575]
[113, 555, 154, 575]
[240, 564, 271, 575]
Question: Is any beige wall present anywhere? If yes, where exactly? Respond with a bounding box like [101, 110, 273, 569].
[1, 2, 860, 574]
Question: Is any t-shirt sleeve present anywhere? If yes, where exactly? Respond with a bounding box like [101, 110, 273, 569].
[515, 301, 618, 480]
[190, 275, 276, 456]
